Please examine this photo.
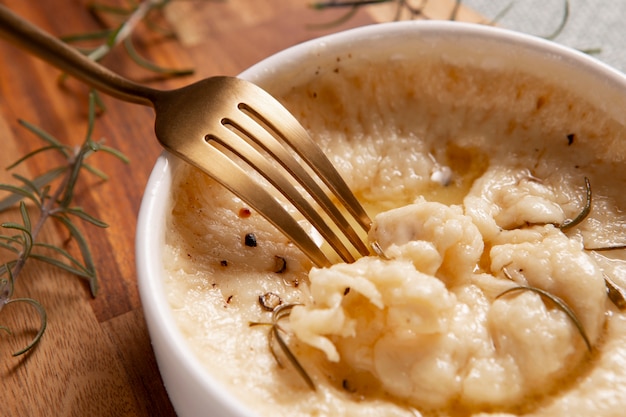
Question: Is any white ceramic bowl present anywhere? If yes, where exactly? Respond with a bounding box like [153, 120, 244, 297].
[136, 21, 626, 417]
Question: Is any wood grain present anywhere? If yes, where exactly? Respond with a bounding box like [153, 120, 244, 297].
[0, 1, 477, 416]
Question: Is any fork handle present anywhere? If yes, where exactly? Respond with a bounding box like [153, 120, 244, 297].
[0, 5, 158, 106]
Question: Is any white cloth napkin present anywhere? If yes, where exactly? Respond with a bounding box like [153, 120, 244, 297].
[464, 0, 626, 72]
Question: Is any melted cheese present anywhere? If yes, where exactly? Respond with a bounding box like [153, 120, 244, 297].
[164, 55, 626, 417]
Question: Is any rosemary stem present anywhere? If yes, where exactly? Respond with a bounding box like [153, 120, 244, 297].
[9, 150, 75, 285]
[88, 0, 161, 61]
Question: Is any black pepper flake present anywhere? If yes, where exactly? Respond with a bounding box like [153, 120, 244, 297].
[567, 133, 575, 145]
[226, 295, 233, 304]
[220, 260, 228, 267]
[244, 232, 257, 247]
[343, 287, 351, 296]
[273, 256, 287, 274]
[342, 379, 356, 393]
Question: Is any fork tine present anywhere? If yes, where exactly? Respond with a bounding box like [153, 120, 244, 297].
[230, 80, 372, 252]
[169, 142, 333, 268]
[157, 76, 371, 266]
[237, 83, 372, 233]
[217, 115, 370, 260]
[207, 127, 360, 263]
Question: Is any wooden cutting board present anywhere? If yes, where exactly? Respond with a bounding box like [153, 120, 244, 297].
[0, 1, 481, 416]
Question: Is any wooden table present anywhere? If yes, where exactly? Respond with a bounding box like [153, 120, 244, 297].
[0, 1, 481, 416]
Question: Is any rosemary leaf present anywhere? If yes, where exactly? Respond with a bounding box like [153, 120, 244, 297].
[544, 0, 570, 40]
[96, 144, 130, 163]
[0, 167, 67, 212]
[0, 240, 21, 254]
[580, 47, 602, 55]
[271, 304, 315, 389]
[1, 221, 32, 235]
[34, 167, 68, 186]
[92, 90, 107, 113]
[449, 0, 462, 21]
[81, 163, 110, 181]
[496, 285, 592, 352]
[59, 149, 88, 208]
[272, 326, 316, 390]
[487, 1, 516, 25]
[30, 254, 94, 281]
[53, 215, 98, 296]
[250, 303, 314, 389]
[17, 120, 70, 157]
[61, 29, 115, 43]
[84, 91, 98, 143]
[6, 145, 61, 170]
[560, 176, 591, 231]
[0, 265, 15, 301]
[310, 0, 390, 9]
[18, 202, 33, 258]
[0, 261, 17, 276]
[274, 303, 297, 320]
[12, 174, 44, 200]
[33, 242, 92, 271]
[5, 297, 47, 356]
[64, 207, 109, 228]
[0, 184, 40, 208]
[2, 207, 33, 260]
[307, 6, 360, 29]
[123, 37, 194, 76]
[267, 325, 284, 368]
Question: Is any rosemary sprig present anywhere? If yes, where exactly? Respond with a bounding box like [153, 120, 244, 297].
[3, 297, 47, 356]
[502, 174, 626, 309]
[59, 0, 194, 111]
[309, 0, 573, 40]
[0, 92, 128, 356]
[543, 0, 569, 40]
[310, 0, 432, 24]
[0, 0, 195, 359]
[250, 303, 316, 390]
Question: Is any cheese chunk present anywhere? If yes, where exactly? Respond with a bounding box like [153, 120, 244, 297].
[290, 181, 606, 410]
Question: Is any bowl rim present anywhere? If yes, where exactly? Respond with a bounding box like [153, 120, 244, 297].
[240, 20, 626, 123]
[136, 19, 626, 417]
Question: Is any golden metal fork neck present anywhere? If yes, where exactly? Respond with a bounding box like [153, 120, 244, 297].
[0, 4, 158, 106]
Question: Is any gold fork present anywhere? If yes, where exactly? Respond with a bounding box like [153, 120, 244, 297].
[0, 5, 371, 267]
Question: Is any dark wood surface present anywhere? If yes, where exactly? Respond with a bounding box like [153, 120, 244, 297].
[0, 1, 480, 416]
